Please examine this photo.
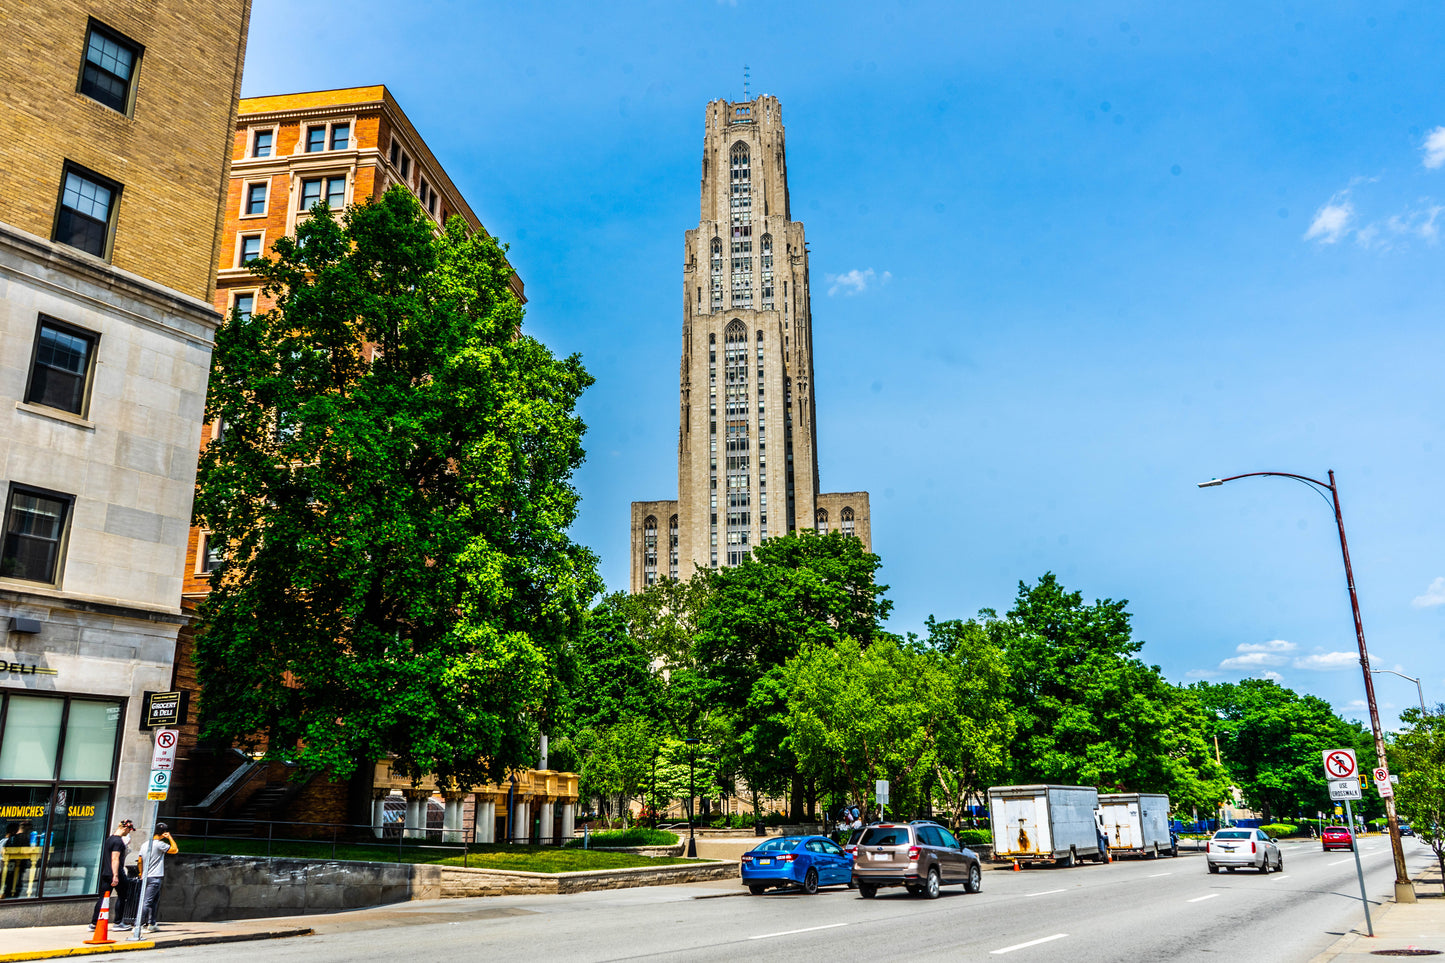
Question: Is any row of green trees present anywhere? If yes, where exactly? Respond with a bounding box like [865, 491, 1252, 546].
[187, 189, 1393, 834]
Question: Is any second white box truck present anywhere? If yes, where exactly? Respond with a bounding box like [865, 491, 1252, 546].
[1098, 792, 1177, 859]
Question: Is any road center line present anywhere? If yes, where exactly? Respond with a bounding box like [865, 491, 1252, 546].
[991, 934, 1069, 955]
[1271, 875, 1290, 881]
[1328, 859, 1353, 866]
[1187, 893, 1220, 903]
[1147, 872, 1173, 878]
[1023, 888, 1066, 897]
[749, 923, 848, 941]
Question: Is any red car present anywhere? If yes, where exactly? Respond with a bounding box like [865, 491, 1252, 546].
[1322, 826, 1354, 851]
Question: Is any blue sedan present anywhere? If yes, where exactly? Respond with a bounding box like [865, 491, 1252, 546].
[741, 835, 855, 895]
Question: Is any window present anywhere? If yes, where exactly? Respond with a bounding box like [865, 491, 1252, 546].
[330, 123, 350, 150]
[642, 516, 658, 586]
[0, 693, 122, 903]
[252, 129, 273, 158]
[238, 234, 262, 266]
[841, 507, 855, 539]
[400, 154, 411, 179]
[244, 182, 267, 216]
[299, 177, 346, 211]
[389, 141, 400, 166]
[200, 532, 225, 574]
[669, 515, 679, 579]
[25, 319, 97, 416]
[815, 508, 828, 535]
[729, 143, 753, 307]
[2, 485, 73, 584]
[54, 165, 120, 258]
[305, 125, 326, 152]
[78, 21, 140, 114]
[233, 293, 255, 322]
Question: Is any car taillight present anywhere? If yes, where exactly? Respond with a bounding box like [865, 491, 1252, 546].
[1251, 842, 1256, 853]
[907, 846, 920, 861]
[778, 854, 796, 862]
[845, 845, 857, 855]
[741, 855, 753, 862]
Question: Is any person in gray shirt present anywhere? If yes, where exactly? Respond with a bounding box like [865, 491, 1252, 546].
[131, 824, 178, 940]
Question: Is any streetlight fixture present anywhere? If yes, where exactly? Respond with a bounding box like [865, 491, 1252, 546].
[684, 737, 700, 858]
[1198, 469, 1416, 904]
[1371, 668, 1428, 717]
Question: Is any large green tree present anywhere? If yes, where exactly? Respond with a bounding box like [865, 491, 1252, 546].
[1000, 574, 1226, 807]
[1193, 678, 1374, 822]
[1390, 706, 1445, 891]
[193, 190, 599, 790]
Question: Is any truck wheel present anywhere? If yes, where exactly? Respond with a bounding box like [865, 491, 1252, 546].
[1147, 843, 1158, 859]
[924, 868, 941, 899]
[964, 863, 982, 894]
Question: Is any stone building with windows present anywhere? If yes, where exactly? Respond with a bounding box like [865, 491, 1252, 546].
[630, 96, 871, 592]
[0, 0, 251, 925]
[169, 86, 575, 846]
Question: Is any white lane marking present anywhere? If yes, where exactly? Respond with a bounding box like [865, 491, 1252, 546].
[991, 934, 1069, 955]
[1023, 888, 1066, 897]
[1147, 872, 1173, 878]
[1328, 859, 1353, 866]
[1271, 875, 1290, 881]
[1187, 893, 1220, 903]
[749, 922, 848, 941]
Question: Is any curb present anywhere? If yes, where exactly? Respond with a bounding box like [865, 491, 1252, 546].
[0, 927, 313, 962]
[1306, 900, 1397, 963]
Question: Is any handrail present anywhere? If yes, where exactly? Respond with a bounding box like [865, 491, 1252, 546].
[191, 757, 266, 813]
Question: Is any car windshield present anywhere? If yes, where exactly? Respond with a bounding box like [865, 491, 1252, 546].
[859, 827, 909, 846]
[1214, 831, 1251, 839]
[753, 836, 802, 852]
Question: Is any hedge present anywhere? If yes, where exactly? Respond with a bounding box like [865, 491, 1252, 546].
[955, 829, 992, 846]
[1257, 822, 1299, 838]
[563, 827, 680, 848]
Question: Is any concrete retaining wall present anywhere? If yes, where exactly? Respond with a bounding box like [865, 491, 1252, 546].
[570, 844, 685, 857]
[440, 860, 739, 898]
[158, 855, 440, 922]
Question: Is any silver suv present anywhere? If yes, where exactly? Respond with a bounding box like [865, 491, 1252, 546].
[851, 821, 983, 899]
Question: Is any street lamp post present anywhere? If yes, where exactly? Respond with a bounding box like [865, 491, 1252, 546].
[1371, 668, 1428, 717]
[1199, 469, 1416, 903]
[684, 737, 700, 858]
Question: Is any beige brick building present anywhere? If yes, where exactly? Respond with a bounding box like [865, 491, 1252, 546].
[630, 96, 871, 592]
[0, 0, 249, 925]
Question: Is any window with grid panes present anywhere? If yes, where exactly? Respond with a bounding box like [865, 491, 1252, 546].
[54, 166, 119, 258]
[25, 319, 96, 416]
[78, 22, 139, 113]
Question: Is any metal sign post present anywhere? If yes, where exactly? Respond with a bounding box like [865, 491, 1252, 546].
[875, 779, 889, 819]
[1344, 798, 1373, 937]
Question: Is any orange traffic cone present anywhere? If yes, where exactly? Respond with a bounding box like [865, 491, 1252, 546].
[1012, 861, 1021, 872]
[84, 889, 116, 945]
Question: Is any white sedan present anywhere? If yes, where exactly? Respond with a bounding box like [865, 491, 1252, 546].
[1206, 828, 1282, 874]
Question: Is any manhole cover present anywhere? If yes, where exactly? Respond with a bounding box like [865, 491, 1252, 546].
[1371, 951, 1443, 957]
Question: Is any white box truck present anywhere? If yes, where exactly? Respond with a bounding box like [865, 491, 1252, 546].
[988, 784, 1105, 867]
[1098, 792, 1177, 859]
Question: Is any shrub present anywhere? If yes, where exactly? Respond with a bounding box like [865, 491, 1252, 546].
[563, 827, 679, 848]
[955, 829, 991, 846]
[764, 811, 787, 826]
[1258, 823, 1299, 838]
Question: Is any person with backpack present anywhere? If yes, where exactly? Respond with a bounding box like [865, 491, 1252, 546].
[130, 824, 178, 940]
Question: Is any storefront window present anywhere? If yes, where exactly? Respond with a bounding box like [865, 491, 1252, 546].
[0, 694, 121, 902]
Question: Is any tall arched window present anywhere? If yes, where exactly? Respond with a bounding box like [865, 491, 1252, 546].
[643, 515, 658, 586]
[760, 233, 774, 309]
[710, 237, 723, 311]
[668, 515, 679, 579]
[724, 321, 752, 565]
[815, 508, 829, 535]
[729, 143, 753, 308]
[841, 507, 855, 539]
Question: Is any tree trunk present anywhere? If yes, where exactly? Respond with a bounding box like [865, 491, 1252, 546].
[790, 770, 804, 822]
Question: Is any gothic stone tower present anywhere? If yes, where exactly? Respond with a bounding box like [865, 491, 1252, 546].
[630, 96, 871, 591]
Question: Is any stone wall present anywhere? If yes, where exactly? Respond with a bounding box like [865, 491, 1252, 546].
[158, 854, 439, 922]
[439, 860, 739, 898]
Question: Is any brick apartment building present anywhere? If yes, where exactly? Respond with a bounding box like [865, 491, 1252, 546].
[0, 0, 250, 926]
[170, 86, 577, 846]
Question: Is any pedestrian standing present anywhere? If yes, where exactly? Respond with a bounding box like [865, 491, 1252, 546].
[91, 819, 133, 927]
[131, 823, 177, 940]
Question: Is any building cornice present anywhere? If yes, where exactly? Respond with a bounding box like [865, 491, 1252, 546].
[0, 585, 189, 627]
[0, 220, 220, 348]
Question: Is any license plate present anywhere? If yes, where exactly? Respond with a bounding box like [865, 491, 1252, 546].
[872, 852, 890, 861]
[758, 859, 771, 866]
[1221, 846, 1234, 852]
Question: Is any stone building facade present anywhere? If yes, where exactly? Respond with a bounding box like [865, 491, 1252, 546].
[630, 96, 871, 592]
[0, 0, 250, 925]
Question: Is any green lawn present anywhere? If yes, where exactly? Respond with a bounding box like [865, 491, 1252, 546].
[177, 836, 702, 873]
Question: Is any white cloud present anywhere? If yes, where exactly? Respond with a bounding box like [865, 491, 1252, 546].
[1424, 127, 1445, 170]
[1413, 577, 1445, 608]
[1260, 671, 1284, 683]
[1221, 651, 1287, 670]
[826, 268, 891, 297]
[1304, 193, 1354, 244]
[1185, 668, 1222, 679]
[1238, 640, 1297, 655]
[1293, 651, 1358, 670]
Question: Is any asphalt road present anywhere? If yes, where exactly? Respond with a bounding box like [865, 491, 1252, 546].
[149, 836, 1429, 963]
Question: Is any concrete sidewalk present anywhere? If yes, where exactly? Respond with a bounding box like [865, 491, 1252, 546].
[1312, 861, 1445, 962]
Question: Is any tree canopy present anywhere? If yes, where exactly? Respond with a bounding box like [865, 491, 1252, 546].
[193, 189, 599, 789]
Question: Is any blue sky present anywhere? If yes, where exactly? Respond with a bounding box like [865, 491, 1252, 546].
[242, 1, 1445, 725]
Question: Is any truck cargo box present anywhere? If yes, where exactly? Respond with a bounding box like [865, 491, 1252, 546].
[988, 784, 1103, 866]
[1098, 793, 1177, 858]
